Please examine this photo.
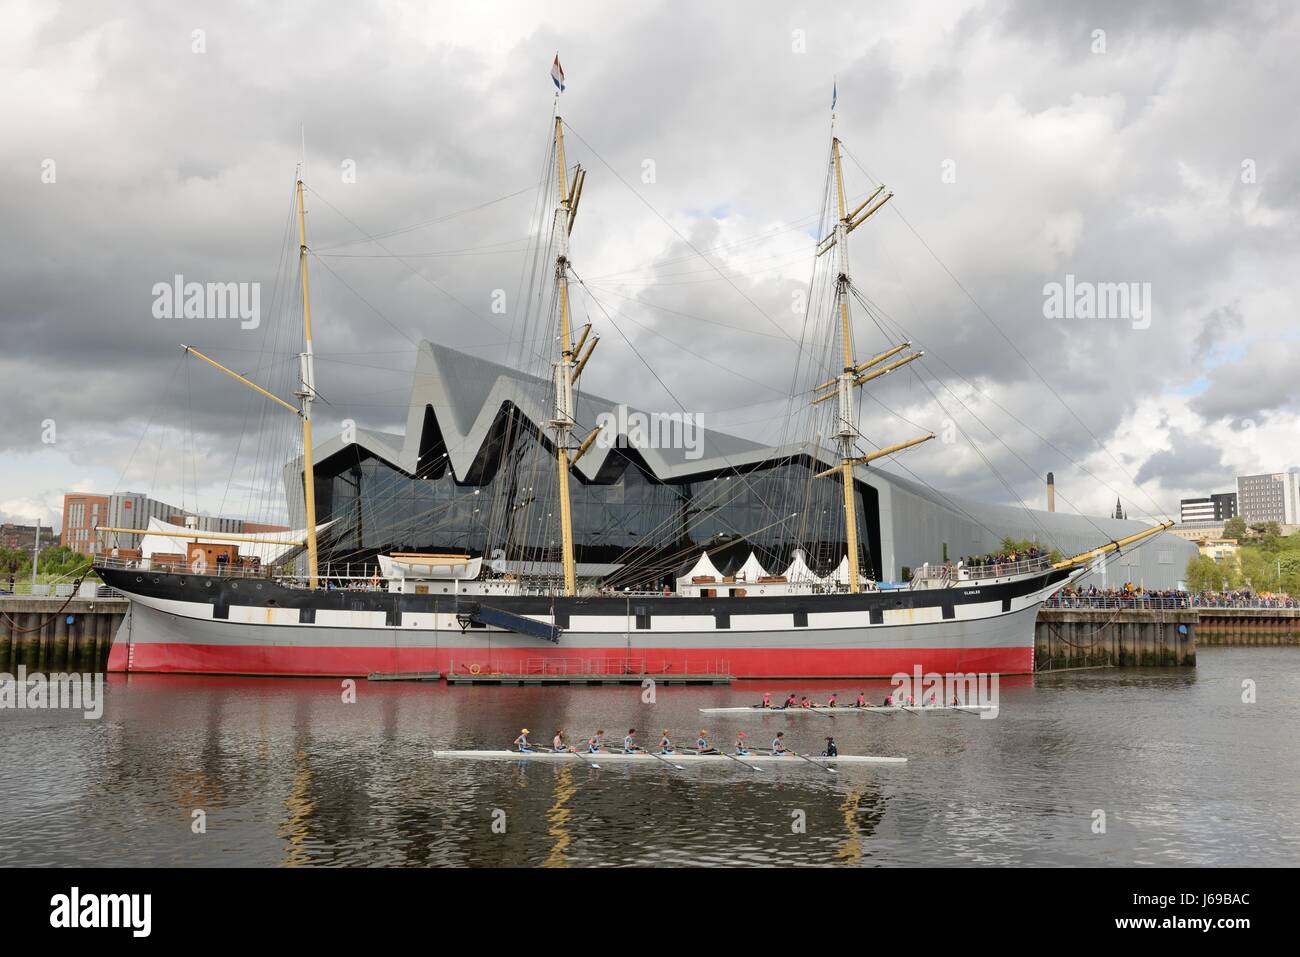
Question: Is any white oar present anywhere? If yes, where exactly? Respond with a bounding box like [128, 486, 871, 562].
[643, 748, 685, 771]
[790, 749, 837, 774]
[719, 750, 763, 773]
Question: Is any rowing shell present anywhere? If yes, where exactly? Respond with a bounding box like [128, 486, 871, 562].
[432, 749, 906, 765]
[697, 704, 994, 715]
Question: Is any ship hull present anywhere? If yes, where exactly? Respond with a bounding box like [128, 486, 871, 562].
[99, 565, 1072, 678]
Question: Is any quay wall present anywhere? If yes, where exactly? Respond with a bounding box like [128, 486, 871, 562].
[0, 598, 125, 673]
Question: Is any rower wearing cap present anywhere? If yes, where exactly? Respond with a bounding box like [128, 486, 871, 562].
[695, 730, 717, 755]
[823, 736, 838, 757]
[658, 729, 674, 754]
[514, 728, 533, 753]
[735, 731, 751, 756]
[587, 729, 606, 753]
[771, 731, 788, 755]
[623, 728, 640, 753]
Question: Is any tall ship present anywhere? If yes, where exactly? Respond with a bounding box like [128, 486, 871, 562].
[94, 70, 1171, 678]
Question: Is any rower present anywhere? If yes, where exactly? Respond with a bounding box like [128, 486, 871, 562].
[826, 692, 838, 709]
[783, 693, 797, 709]
[800, 696, 811, 709]
[927, 692, 937, 707]
[623, 728, 640, 753]
[659, 729, 674, 754]
[855, 691, 866, 708]
[695, 729, 718, 754]
[951, 692, 960, 706]
[762, 691, 772, 709]
[884, 693, 894, 706]
[823, 736, 838, 757]
[771, 731, 788, 755]
[552, 729, 569, 752]
[587, 729, 606, 753]
[514, 728, 533, 753]
[734, 731, 751, 756]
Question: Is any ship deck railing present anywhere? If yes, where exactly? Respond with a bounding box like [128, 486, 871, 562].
[911, 555, 1053, 585]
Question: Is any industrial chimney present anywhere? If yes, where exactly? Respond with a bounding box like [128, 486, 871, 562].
[1046, 472, 1056, 513]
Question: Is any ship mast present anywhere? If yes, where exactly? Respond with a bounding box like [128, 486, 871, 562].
[812, 136, 931, 593]
[548, 112, 597, 596]
[296, 176, 320, 588]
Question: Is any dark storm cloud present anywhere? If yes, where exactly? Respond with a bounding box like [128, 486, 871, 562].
[1134, 427, 1226, 489]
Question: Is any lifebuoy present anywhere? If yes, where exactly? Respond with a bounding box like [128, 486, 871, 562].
[468, 663, 481, 675]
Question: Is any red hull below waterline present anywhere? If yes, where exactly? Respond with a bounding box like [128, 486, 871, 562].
[107, 640, 1032, 678]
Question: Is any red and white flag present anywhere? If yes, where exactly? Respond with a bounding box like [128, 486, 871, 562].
[551, 54, 565, 92]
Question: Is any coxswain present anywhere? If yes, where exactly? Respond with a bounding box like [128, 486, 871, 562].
[623, 728, 640, 753]
[587, 729, 606, 753]
[514, 728, 533, 753]
[823, 736, 838, 757]
[855, 691, 867, 708]
[695, 730, 717, 754]
[783, 693, 798, 709]
[826, 692, 838, 709]
[771, 731, 788, 755]
[659, 729, 674, 754]
[552, 729, 570, 752]
[762, 691, 772, 709]
[735, 731, 751, 756]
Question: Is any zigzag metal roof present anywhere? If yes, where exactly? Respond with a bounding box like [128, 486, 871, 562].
[302, 340, 1180, 553]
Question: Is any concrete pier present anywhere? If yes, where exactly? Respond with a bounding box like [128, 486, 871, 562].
[1195, 608, 1300, 645]
[0, 598, 126, 672]
[1035, 608, 1199, 670]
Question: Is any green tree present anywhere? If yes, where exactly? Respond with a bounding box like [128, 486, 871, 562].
[1185, 555, 1226, 592]
[1223, 516, 1247, 540]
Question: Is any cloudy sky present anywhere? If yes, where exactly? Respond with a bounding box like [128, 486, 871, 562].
[2, 0, 1297, 532]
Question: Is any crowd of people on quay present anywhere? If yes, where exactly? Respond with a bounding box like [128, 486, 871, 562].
[1047, 583, 1296, 609]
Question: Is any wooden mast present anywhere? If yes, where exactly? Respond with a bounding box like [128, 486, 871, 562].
[816, 136, 930, 593]
[296, 177, 320, 589]
[551, 115, 579, 595]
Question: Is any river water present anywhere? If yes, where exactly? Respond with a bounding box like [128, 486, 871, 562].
[0, 647, 1295, 867]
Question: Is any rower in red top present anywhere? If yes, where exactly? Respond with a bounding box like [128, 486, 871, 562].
[783, 693, 797, 709]
[855, 691, 867, 708]
[762, 691, 772, 709]
[800, 696, 811, 709]
[826, 692, 838, 709]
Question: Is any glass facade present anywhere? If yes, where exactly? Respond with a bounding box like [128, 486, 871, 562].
[312, 412, 882, 581]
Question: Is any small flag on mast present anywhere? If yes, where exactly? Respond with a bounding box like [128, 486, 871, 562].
[551, 54, 565, 92]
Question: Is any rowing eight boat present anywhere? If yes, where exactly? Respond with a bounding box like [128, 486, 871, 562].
[432, 749, 906, 765]
[697, 704, 994, 715]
